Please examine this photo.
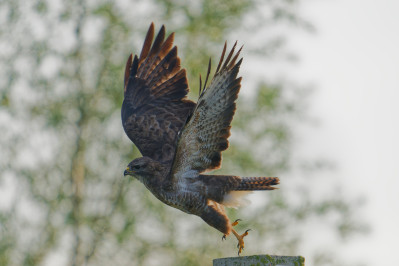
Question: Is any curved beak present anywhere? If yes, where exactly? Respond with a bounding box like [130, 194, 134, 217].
[124, 167, 131, 176]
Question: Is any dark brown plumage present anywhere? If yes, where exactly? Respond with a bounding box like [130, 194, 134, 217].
[122, 23, 279, 255]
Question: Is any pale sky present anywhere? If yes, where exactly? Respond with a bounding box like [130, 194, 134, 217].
[290, 0, 399, 265]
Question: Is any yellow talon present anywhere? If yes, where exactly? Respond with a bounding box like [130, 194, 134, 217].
[221, 219, 251, 256]
[231, 219, 241, 227]
[232, 229, 251, 256]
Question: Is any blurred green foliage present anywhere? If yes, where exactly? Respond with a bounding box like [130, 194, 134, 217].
[0, 0, 367, 265]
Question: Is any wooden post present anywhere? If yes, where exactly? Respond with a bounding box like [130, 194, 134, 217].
[213, 255, 305, 266]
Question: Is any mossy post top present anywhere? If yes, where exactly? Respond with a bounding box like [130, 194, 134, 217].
[213, 255, 305, 266]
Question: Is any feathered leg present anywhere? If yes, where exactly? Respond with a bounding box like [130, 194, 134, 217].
[200, 201, 231, 235]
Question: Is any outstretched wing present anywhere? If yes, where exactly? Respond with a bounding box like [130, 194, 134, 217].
[122, 23, 195, 162]
[171, 43, 243, 179]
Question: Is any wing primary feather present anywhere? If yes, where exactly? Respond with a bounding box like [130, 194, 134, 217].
[199, 58, 212, 98]
[131, 55, 139, 77]
[137, 26, 170, 80]
[152, 68, 188, 98]
[124, 54, 132, 93]
[233, 58, 243, 75]
[199, 74, 203, 97]
[203, 58, 212, 93]
[222, 41, 237, 70]
[148, 25, 166, 58]
[216, 42, 227, 74]
[124, 55, 139, 95]
[125, 55, 139, 95]
[228, 45, 243, 70]
[139, 23, 154, 64]
[146, 46, 179, 87]
[158, 32, 175, 58]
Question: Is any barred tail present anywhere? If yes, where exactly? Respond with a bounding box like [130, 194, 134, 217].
[234, 177, 280, 191]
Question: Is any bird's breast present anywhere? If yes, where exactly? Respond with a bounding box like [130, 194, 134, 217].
[159, 189, 206, 215]
[140, 178, 206, 215]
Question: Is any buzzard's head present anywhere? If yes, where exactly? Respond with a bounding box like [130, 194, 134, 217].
[124, 156, 164, 181]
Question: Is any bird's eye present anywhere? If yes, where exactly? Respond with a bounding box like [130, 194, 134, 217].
[133, 165, 141, 170]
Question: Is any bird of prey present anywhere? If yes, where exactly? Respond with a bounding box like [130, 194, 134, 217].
[122, 23, 279, 255]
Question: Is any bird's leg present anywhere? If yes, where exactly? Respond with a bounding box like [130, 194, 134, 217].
[231, 228, 251, 256]
[222, 219, 241, 240]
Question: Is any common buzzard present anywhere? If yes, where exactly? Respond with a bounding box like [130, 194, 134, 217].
[122, 23, 279, 255]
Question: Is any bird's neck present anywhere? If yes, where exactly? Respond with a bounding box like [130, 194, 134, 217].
[137, 161, 170, 189]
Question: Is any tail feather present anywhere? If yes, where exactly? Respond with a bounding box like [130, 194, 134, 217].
[234, 177, 279, 191]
